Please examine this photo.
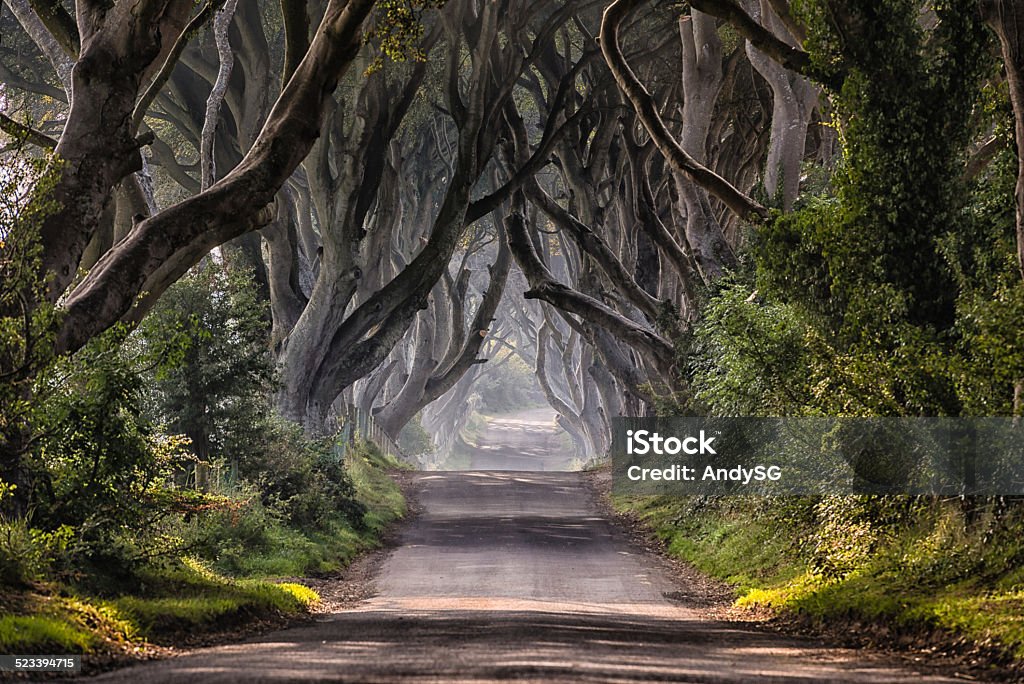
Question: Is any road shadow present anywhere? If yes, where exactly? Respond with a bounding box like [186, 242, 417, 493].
[92, 608, 958, 683]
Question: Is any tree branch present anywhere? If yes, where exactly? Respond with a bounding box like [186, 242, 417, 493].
[55, 0, 377, 355]
[26, 0, 80, 56]
[526, 178, 662, 321]
[200, 0, 239, 190]
[132, 0, 225, 131]
[962, 135, 1005, 183]
[0, 112, 56, 149]
[764, 0, 807, 43]
[505, 210, 676, 374]
[600, 0, 770, 223]
[280, 0, 310, 83]
[426, 227, 512, 400]
[688, 0, 817, 77]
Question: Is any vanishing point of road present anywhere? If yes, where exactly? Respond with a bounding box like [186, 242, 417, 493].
[92, 410, 962, 683]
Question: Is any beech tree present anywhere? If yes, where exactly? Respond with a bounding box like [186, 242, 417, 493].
[6, 0, 1022, 465]
[22, 0, 377, 355]
[980, 2, 1024, 280]
[0, 0, 383, 500]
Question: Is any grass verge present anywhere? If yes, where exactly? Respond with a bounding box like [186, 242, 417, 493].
[614, 492, 1024, 673]
[0, 441, 405, 664]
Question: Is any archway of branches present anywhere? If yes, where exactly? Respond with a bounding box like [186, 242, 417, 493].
[4, 0, 1017, 477]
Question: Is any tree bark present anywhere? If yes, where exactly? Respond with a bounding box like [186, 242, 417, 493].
[600, 0, 769, 224]
[200, 0, 239, 190]
[53, 0, 377, 355]
[675, 9, 737, 280]
[980, 0, 1024, 281]
[745, 0, 818, 211]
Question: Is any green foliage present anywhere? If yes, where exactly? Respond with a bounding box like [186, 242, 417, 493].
[692, 281, 817, 416]
[808, 495, 916, 581]
[112, 559, 318, 639]
[0, 148, 63, 515]
[177, 439, 402, 578]
[0, 517, 73, 587]
[0, 149, 202, 587]
[141, 260, 276, 464]
[232, 416, 366, 531]
[945, 148, 1024, 415]
[363, 0, 446, 75]
[617, 495, 808, 592]
[617, 493, 1024, 658]
[137, 258, 370, 539]
[182, 486, 350, 577]
[32, 332, 192, 541]
[0, 440, 406, 655]
[0, 220, 404, 656]
[703, 0, 997, 418]
[345, 440, 408, 530]
[672, 7, 1022, 657]
[0, 559, 316, 654]
[398, 414, 435, 457]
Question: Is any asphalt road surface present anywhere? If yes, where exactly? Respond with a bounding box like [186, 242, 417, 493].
[91, 414, 964, 683]
[467, 408, 575, 471]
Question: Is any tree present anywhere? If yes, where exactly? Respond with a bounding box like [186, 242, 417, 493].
[979, 2, 1024, 282]
[142, 260, 275, 469]
[0, 146, 60, 515]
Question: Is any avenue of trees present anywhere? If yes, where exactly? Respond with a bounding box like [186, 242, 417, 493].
[3, 0, 1024, 600]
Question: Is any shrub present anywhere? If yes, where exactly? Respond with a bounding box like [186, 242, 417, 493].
[240, 417, 366, 531]
[27, 335, 194, 576]
[0, 516, 73, 587]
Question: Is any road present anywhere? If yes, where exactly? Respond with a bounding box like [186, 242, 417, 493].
[91, 413, 964, 683]
[467, 408, 575, 471]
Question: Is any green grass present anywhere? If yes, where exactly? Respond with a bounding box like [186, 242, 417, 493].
[618, 495, 802, 592]
[348, 441, 407, 532]
[111, 571, 319, 639]
[0, 594, 133, 654]
[215, 523, 342, 577]
[1, 439, 406, 656]
[197, 440, 407, 579]
[0, 558, 321, 653]
[614, 494, 1024, 661]
[0, 615, 97, 652]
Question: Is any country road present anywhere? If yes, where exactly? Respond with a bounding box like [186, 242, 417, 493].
[90, 414, 964, 683]
[467, 408, 575, 471]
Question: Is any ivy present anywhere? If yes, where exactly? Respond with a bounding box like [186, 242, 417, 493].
[747, 0, 994, 416]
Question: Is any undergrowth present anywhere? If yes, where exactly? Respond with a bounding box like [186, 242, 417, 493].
[0, 441, 405, 657]
[615, 494, 1024, 663]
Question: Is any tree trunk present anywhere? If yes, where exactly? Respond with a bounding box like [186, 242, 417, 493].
[745, 0, 818, 211]
[200, 0, 239, 190]
[676, 10, 737, 280]
[980, 0, 1024, 281]
[600, 0, 769, 224]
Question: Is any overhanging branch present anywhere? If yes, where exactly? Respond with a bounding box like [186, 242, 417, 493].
[600, 0, 770, 224]
[0, 112, 56, 149]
